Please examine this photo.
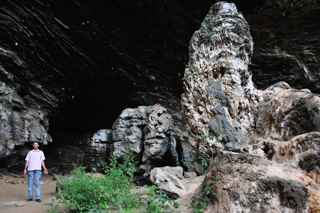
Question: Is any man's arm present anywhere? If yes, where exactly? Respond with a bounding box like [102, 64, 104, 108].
[24, 161, 29, 175]
[42, 160, 48, 174]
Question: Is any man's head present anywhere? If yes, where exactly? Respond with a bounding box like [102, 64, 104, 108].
[33, 142, 39, 150]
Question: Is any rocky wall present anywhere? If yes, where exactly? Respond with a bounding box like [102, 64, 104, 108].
[0, 81, 52, 157]
[111, 104, 181, 176]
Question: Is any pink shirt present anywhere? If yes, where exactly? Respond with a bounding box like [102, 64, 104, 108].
[25, 149, 45, 171]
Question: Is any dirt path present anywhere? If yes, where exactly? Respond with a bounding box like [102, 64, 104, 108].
[0, 172, 57, 213]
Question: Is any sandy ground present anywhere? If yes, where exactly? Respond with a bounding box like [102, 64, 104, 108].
[0, 172, 57, 213]
[0, 171, 195, 213]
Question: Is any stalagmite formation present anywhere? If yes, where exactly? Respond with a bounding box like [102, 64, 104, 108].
[181, 1, 256, 158]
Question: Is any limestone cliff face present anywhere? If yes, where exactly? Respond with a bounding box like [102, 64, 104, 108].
[0, 81, 52, 157]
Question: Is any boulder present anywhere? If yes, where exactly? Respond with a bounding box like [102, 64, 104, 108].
[184, 172, 197, 178]
[112, 104, 180, 176]
[256, 87, 320, 141]
[150, 167, 186, 199]
[150, 166, 204, 199]
[205, 152, 310, 212]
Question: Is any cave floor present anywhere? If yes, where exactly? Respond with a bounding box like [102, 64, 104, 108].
[0, 172, 59, 213]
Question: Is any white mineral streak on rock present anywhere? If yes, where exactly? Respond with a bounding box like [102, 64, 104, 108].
[91, 129, 112, 147]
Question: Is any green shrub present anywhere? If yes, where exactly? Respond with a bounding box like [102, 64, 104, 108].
[46, 150, 179, 213]
[189, 186, 217, 213]
[143, 185, 179, 213]
[186, 130, 226, 175]
[47, 150, 140, 212]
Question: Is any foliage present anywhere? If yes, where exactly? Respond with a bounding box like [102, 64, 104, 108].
[200, 22, 213, 40]
[46, 150, 138, 213]
[143, 185, 179, 213]
[189, 186, 217, 213]
[46, 149, 180, 213]
[185, 63, 195, 69]
[184, 130, 226, 175]
[183, 155, 208, 175]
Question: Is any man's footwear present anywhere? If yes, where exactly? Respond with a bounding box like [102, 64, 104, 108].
[36, 199, 42, 203]
[27, 198, 32, 202]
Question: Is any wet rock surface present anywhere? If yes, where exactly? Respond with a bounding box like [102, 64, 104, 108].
[248, 0, 320, 93]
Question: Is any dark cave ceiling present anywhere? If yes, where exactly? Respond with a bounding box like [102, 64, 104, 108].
[0, 0, 319, 133]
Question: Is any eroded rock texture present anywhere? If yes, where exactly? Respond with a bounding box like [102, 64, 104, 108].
[1, 0, 319, 174]
[182, 1, 320, 212]
[205, 153, 309, 212]
[84, 129, 112, 172]
[255, 82, 320, 141]
[0, 81, 52, 157]
[181, 1, 255, 158]
[150, 166, 205, 199]
[111, 104, 181, 176]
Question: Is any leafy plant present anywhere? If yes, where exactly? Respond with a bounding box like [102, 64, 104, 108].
[183, 152, 209, 175]
[46, 150, 179, 213]
[189, 186, 217, 213]
[143, 185, 179, 213]
[197, 21, 214, 41]
[185, 63, 195, 69]
[187, 130, 227, 175]
[46, 150, 141, 213]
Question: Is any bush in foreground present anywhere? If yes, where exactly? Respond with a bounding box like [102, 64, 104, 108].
[46, 151, 179, 213]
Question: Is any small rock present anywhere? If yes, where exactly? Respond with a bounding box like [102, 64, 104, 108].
[184, 172, 197, 178]
[52, 174, 59, 181]
[225, 142, 244, 152]
[16, 203, 24, 207]
[150, 166, 187, 198]
[5, 201, 17, 206]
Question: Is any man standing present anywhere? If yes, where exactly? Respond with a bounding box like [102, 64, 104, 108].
[23, 142, 48, 203]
